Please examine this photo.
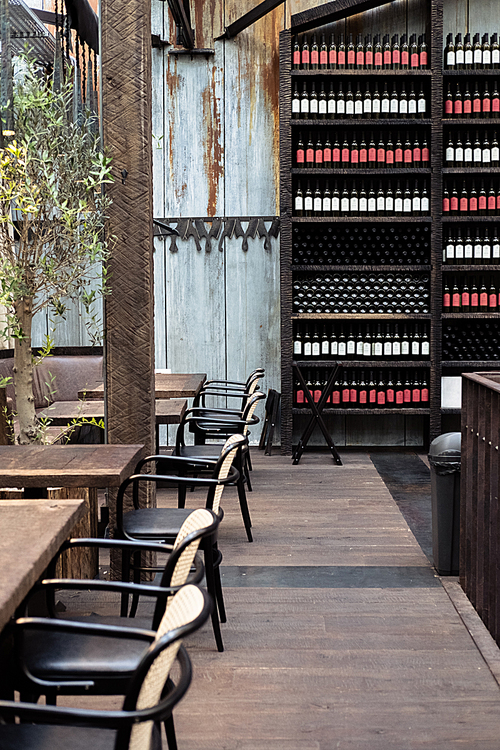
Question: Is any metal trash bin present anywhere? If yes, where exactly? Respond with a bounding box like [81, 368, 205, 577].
[428, 432, 461, 575]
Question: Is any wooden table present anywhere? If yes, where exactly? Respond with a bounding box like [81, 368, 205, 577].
[0, 498, 86, 632]
[78, 373, 206, 400]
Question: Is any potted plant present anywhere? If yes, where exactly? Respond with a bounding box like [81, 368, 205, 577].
[0, 56, 112, 443]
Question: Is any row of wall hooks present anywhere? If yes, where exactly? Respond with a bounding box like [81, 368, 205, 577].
[154, 217, 280, 252]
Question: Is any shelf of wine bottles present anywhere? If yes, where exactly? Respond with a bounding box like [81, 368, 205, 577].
[292, 31, 428, 72]
[294, 367, 430, 411]
[444, 32, 500, 71]
[295, 177, 430, 217]
[444, 79, 500, 118]
[443, 177, 500, 215]
[292, 78, 429, 121]
[442, 274, 500, 312]
[292, 271, 430, 314]
[443, 320, 500, 360]
[294, 129, 430, 170]
[443, 129, 499, 168]
[292, 224, 431, 266]
[294, 320, 430, 361]
[443, 226, 500, 263]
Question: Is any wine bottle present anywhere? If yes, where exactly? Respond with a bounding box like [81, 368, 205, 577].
[310, 33, 319, 70]
[368, 132, 377, 169]
[473, 80, 482, 118]
[293, 325, 303, 357]
[455, 229, 464, 263]
[377, 133, 386, 167]
[444, 84, 453, 118]
[345, 82, 354, 118]
[455, 33, 464, 69]
[417, 85, 426, 119]
[461, 277, 470, 312]
[300, 82, 309, 118]
[319, 33, 328, 70]
[482, 33, 491, 70]
[492, 33, 500, 67]
[341, 133, 350, 167]
[293, 36, 301, 69]
[492, 131, 500, 165]
[295, 181, 304, 216]
[372, 82, 380, 119]
[408, 83, 417, 119]
[331, 180, 340, 215]
[304, 180, 313, 217]
[394, 180, 403, 215]
[412, 181, 421, 216]
[454, 83, 463, 117]
[392, 33, 400, 70]
[383, 34, 391, 69]
[322, 182, 332, 215]
[463, 83, 472, 116]
[403, 180, 412, 214]
[455, 131, 464, 166]
[336, 81, 345, 119]
[306, 131, 314, 167]
[469, 179, 478, 213]
[390, 82, 399, 118]
[480, 276, 488, 311]
[443, 183, 450, 213]
[338, 32, 346, 69]
[329, 33, 337, 69]
[292, 83, 301, 119]
[318, 82, 327, 120]
[376, 181, 385, 216]
[451, 278, 461, 311]
[374, 34, 383, 70]
[355, 82, 364, 119]
[450, 181, 459, 214]
[301, 35, 310, 69]
[365, 34, 373, 70]
[401, 33, 409, 69]
[479, 179, 487, 216]
[351, 133, 359, 168]
[309, 82, 318, 118]
[410, 33, 419, 69]
[323, 134, 332, 169]
[315, 134, 323, 168]
[377, 371, 386, 407]
[473, 33, 482, 69]
[347, 33, 355, 69]
[381, 82, 390, 117]
[363, 82, 372, 118]
[445, 32, 455, 70]
[313, 181, 322, 216]
[459, 181, 468, 213]
[356, 33, 365, 69]
[483, 228, 492, 262]
[399, 83, 408, 117]
[483, 81, 491, 118]
[359, 132, 367, 167]
[404, 131, 412, 165]
[386, 132, 394, 166]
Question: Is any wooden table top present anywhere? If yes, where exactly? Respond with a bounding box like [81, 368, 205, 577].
[37, 399, 187, 426]
[0, 444, 145, 488]
[79, 373, 206, 400]
[0, 498, 85, 631]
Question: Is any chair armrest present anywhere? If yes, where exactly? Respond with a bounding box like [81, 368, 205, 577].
[14, 615, 156, 640]
[135, 453, 217, 474]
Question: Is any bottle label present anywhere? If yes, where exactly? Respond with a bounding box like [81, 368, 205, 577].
[483, 244, 491, 259]
[351, 149, 359, 164]
[393, 50, 400, 64]
[445, 100, 453, 114]
[386, 150, 394, 164]
[356, 342, 364, 356]
[412, 389, 420, 403]
[483, 99, 491, 113]
[296, 389, 304, 404]
[395, 148, 403, 162]
[341, 197, 349, 212]
[295, 196, 303, 211]
[387, 388, 395, 403]
[413, 197, 421, 212]
[390, 99, 399, 114]
[409, 100, 417, 114]
[368, 197, 376, 212]
[338, 342, 346, 356]
[364, 100, 372, 114]
[403, 198, 412, 213]
[319, 100, 327, 114]
[331, 390, 340, 404]
[293, 51, 301, 65]
[304, 196, 313, 211]
[296, 149, 304, 163]
[474, 243, 482, 258]
[310, 100, 318, 114]
[400, 100, 408, 114]
[313, 389, 321, 404]
[479, 196, 487, 210]
[484, 50, 491, 65]
[332, 147, 340, 162]
[368, 147, 376, 163]
[360, 148, 367, 163]
[411, 53, 419, 67]
[447, 51, 456, 66]
[493, 243, 500, 258]
[395, 198, 403, 213]
[493, 97, 500, 113]
[461, 292, 470, 306]
[377, 148, 385, 162]
[460, 197, 468, 211]
[465, 147, 472, 161]
[337, 100, 345, 115]
[359, 197, 367, 213]
[313, 197, 322, 212]
[359, 390, 367, 404]
[375, 52, 383, 67]
[396, 390, 404, 405]
[363, 342, 371, 357]
[471, 292, 479, 307]
[347, 341, 355, 355]
[323, 147, 332, 162]
[312, 342, 320, 356]
[493, 49, 500, 64]
[473, 98, 481, 112]
[292, 99, 300, 113]
[412, 341, 420, 355]
[382, 99, 390, 113]
[404, 389, 411, 403]
[401, 342, 409, 356]
[348, 50, 355, 65]
[404, 148, 412, 163]
[455, 147, 463, 162]
[454, 100, 463, 115]
[470, 196, 478, 212]
[377, 391, 386, 405]
[350, 388, 357, 402]
[452, 292, 460, 307]
[294, 341, 302, 354]
[366, 51, 373, 66]
[480, 292, 488, 306]
[329, 50, 337, 65]
[393, 341, 401, 356]
[377, 196, 385, 212]
[465, 50, 473, 65]
[464, 100, 472, 115]
[385, 196, 394, 213]
[304, 342, 312, 356]
[383, 49, 390, 65]
[490, 294, 497, 308]
[338, 50, 346, 66]
[474, 147, 482, 162]
[483, 150, 491, 164]
[401, 51, 409, 66]
[356, 51, 364, 66]
[455, 50, 464, 64]
[332, 197, 340, 212]
[492, 147, 499, 161]
[350, 197, 359, 212]
[446, 147, 454, 161]
[421, 388, 429, 402]
[301, 99, 309, 113]
[455, 244, 464, 259]
[451, 196, 458, 211]
[315, 149, 323, 164]
[413, 148, 422, 164]
[328, 100, 336, 114]
[355, 101, 363, 115]
[446, 244, 454, 259]
[320, 51, 327, 65]
[372, 99, 380, 113]
[322, 197, 331, 213]
[384, 342, 392, 356]
[418, 98, 426, 113]
[474, 49, 482, 63]
[369, 389, 377, 404]
[443, 197, 450, 212]
[421, 341, 430, 356]
[342, 147, 350, 162]
[322, 341, 329, 355]
[331, 341, 338, 355]
[346, 101, 354, 115]
[489, 196, 496, 210]
[306, 148, 314, 163]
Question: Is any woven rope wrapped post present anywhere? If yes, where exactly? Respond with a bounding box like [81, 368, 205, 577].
[101, 0, 156, 578]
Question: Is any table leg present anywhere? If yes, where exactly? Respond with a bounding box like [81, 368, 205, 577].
[292, 364, 342, 466]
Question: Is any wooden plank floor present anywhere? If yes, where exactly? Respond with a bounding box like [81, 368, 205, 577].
[167, 451, 500, 749]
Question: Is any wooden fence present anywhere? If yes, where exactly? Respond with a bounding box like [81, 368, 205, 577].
[461, 372, 500, 646]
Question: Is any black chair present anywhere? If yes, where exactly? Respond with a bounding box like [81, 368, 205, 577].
[193, 368, 265, 412]
[117, 434, 246, 652]
[0, 584, 211, 750]
[11, 509, 217, 715]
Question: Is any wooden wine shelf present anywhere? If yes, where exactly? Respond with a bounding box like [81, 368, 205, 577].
[442, 265, 500, 271]
[444, 118, 500, 125]
[291, 69, 432, 76]
[294, 360, 431, 367]
[441, 408, 461, 414]
[443, 70, 500, 76]
[293, 407, 431, 415]
[442, 215, 500, 222]
[442, 167, 500, 174]
[292, 216, 432, 222]
[291, 118, 432, 127]
[292, 168, 431, 175]
[442, 360, 499, 367]
[442, 312, 500, 318]
[292, 263, 430, 273]
[293, 313, 432, 319]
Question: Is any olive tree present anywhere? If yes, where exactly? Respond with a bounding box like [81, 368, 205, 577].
[0, 57, 112, 443]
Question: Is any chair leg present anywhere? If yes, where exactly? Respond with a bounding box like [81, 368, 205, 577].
[128, 550, 142, 618]
[178, 484, 187, 508]
[247, 449, 253, 471]
[213, 555, 226, 623]
[203, 542, 224, 652]
[244, 453, 253, 492]
[164, 714, 178, 750]
[237, 477, 253, 542]
[120, 549, 131, 617]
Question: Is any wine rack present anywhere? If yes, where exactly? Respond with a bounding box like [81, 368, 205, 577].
[280, 0, 500, 452]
